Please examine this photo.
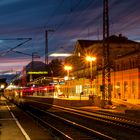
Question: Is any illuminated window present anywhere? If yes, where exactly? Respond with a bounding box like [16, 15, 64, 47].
[78, 52, 80, 57]
[124, 81, 128, 92]
[76, 85, 82, 94]
[132, 81, 136, 99]
[124, 81, 128, 98]
[116, 82, 120, 93]
[115, 82, 120, 98]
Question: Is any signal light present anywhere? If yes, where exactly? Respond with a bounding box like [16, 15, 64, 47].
[44, 88, 47, 91]
[31, 88, 34, 91]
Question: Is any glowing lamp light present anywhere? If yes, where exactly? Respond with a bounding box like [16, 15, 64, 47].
[86, 56, 96, 62]
[31, 87, 34, 91]
[64, 76, 68, 80]
[44, 88, 47, 91]
[64, 65, 72, 79]
[55, 85, 60, 88]
[64, 65, 72, 71]
[1, 84, 5, 89]
[86, 55, 96, 95]
[115, 85, 120, 89]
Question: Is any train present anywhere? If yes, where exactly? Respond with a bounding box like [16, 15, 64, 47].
[3, 84, 55, 101]
[0, 78, 8, 93]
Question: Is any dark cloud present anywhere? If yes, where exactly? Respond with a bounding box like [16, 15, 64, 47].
[0, 0, 139, 73]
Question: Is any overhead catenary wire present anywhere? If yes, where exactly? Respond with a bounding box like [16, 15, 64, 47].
[48, 0, 82, 39]
[0, 38, 32, 56]
[49, 0, 104, 53]
[0, 1, 139, 59]
[109, 0, 140, 36]
[48, 0, 98, 50]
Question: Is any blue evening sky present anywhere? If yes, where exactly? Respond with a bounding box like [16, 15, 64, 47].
[0, 0, 139, 73]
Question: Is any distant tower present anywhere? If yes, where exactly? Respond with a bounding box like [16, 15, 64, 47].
[21, 66, 27, 86]
[45, 29, 54, 64]
[45, 30, 48, 64]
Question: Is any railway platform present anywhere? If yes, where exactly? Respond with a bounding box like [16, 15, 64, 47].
[0, 97, 27, 140]
[52, 96, 140, 119]
[29, 95, 140, 116]
[0, 96, 54, 140]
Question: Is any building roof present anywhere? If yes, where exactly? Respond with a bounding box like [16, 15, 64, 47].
[76, 40, 100, 48]
[105, 34, 138, 44]
[73, 35, 140, 59]
[26, 61, 48, 72]
[76, 35, 139, 49]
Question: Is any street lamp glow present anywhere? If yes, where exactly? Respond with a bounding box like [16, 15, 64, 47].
[64, 65, 72, 78]
[86, 56, 96, 80]
[0, 84, 5, 89]
[86, 56, 96, 95]
[86, 56, 96, 62]
[64, 65, 72, 71]
[64, 76, 68, 80]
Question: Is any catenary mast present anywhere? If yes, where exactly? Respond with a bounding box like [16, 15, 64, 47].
[102, 0, 112, 106]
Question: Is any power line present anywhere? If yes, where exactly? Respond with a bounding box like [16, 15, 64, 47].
[48, 0, 97, 47]
[0, 38, 32, 56]
[44, 0, 65, 28]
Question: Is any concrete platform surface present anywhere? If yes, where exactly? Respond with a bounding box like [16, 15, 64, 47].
[0, 97, 54, 140]
[0, 98, 27, 140]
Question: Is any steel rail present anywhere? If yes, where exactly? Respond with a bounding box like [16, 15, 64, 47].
[24, 98, 140, 130]
[25, 104, 116, 140]
[26, 111, 74, 140]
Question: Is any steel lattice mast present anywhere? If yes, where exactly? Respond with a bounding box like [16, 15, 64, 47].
[102, 0, 112, 106]
[45, 29, 54, 64]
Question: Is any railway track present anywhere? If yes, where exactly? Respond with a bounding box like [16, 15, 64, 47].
[12, 97, 140, 140]
[23, 98, 140, 130]
[19, 103, 114, 140]
[4, 96, 114, 140]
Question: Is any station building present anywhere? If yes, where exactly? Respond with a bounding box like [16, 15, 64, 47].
[63, 35, 140, 102]
[10, 35, 140, 104]
[13, 61, 52, 87]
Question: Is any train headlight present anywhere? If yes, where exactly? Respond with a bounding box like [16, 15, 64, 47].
[44, 88, 47, 91]
[1, 84, 5, 89]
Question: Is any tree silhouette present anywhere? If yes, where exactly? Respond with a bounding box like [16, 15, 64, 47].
[49, 59, 64, 77]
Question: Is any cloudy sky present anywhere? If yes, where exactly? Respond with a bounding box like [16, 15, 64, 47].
[0, 0, 140, 74]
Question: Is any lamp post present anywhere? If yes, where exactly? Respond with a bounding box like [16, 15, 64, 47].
[86, 56, 96, 95]
[64, 65, 72, 78]
[64, 65, 72, 98]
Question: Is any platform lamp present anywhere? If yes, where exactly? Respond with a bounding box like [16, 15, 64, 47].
[86, 56, 96, 95]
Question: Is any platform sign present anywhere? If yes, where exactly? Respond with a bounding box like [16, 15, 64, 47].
[59, 81, 65, 85]
[27, 71, 48, 74]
